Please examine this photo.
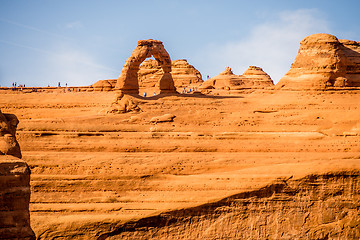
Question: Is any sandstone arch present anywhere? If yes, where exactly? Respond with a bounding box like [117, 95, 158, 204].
[115, 39, 176, 94]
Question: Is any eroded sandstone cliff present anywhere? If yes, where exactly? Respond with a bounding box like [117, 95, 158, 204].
[277, 33, 360, 89]
[0, 109, 35, 239]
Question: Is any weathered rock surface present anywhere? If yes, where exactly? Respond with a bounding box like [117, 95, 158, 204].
[242, 66, 274, 87]
[0, 156, 35, 239]
[277, 33, 360, 89]
[138, 59, 203, 88]
[106, 92, 141, 114]
[0, 109, 21, 158]
[115, 39, 176, 94]
[150, 113, 176, 123]
[2, 89, 359, 239]
[99, 172, 360, 240]
[200, 66, 273, 90]
[91, 79, 117, 91]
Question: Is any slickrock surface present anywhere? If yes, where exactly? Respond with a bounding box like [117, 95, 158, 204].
[138, 59, 203, 89]
[100, 171, 360, 239]
[200, 66, 273, 90]
[277, 33, 360, 90]
[0, 89, 359, 239]
[116, 39, 176, 94]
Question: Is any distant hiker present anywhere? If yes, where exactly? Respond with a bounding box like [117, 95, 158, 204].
[65, 83, 68, 87]
[207, 75, 209, 79]
[143, 92, 147, 97]
[154, 92, 156, 96]
[58, 82, 61, 87]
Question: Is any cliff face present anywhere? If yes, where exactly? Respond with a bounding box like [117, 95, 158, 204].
[0, 156, 35, 239]
[277, 33, 360, 89]
[99, 172, 360, 240]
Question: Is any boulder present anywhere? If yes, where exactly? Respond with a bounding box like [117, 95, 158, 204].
[107, 93, 141, 114]
[150, 114, 176, 123]
[276, 33, 360, 89]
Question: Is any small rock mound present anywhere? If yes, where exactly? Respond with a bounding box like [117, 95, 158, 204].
[200, 66, 273, 90]
[91, 79, 117, 91]
[276, 33, 360, 89]
[106, 93, 141, 114]
[242, 66, 274, 87]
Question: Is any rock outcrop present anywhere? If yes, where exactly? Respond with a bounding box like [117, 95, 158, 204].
[0, 109, 21, 158]
[0, 156, 35, 239]
[171, 59, 203, 87]
[116, 39, 176, 94]
[242, 66, 274, 87]
[138, 59, 203, 89]
[0, 109, 35, 239]
[90, 79, 117, 91]
[106, 92, 141, 114]
[200, 66, 273, 90]
[277, 33, 360, 89]
[150, 114, 176, 123]
[98, 172, 360, 239]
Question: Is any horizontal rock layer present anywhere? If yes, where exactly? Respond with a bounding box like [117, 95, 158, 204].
[100, 171, 360, 239]
[277, 33, 360, 89]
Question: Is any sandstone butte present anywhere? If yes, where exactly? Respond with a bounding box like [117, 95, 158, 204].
[0, 34, 359, 239]
[277, 33, 360, 90]
[200, 66, 274, 90]
[0, 109, 36, 239]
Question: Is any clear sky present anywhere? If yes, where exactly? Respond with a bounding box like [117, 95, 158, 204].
[0, 0, 359, 87]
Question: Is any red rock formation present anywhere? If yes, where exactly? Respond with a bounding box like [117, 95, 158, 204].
[0, 109, 35, 239]
[242, 66, 274, 87]
[277, 33, 360, 89]
[171, 59, 203, 88]
[0, 156, 35, 239]
[138, 59, 203, 89]
[115, 39, 176, 94]
[91, 79, 117, 91]
[0, 109, 21, 158]
[200, 66, 273, 90]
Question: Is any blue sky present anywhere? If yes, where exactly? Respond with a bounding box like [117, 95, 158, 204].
[0, 0, 359, 87]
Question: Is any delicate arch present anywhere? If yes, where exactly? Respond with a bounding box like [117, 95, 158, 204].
[115, 39, 176, 94]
